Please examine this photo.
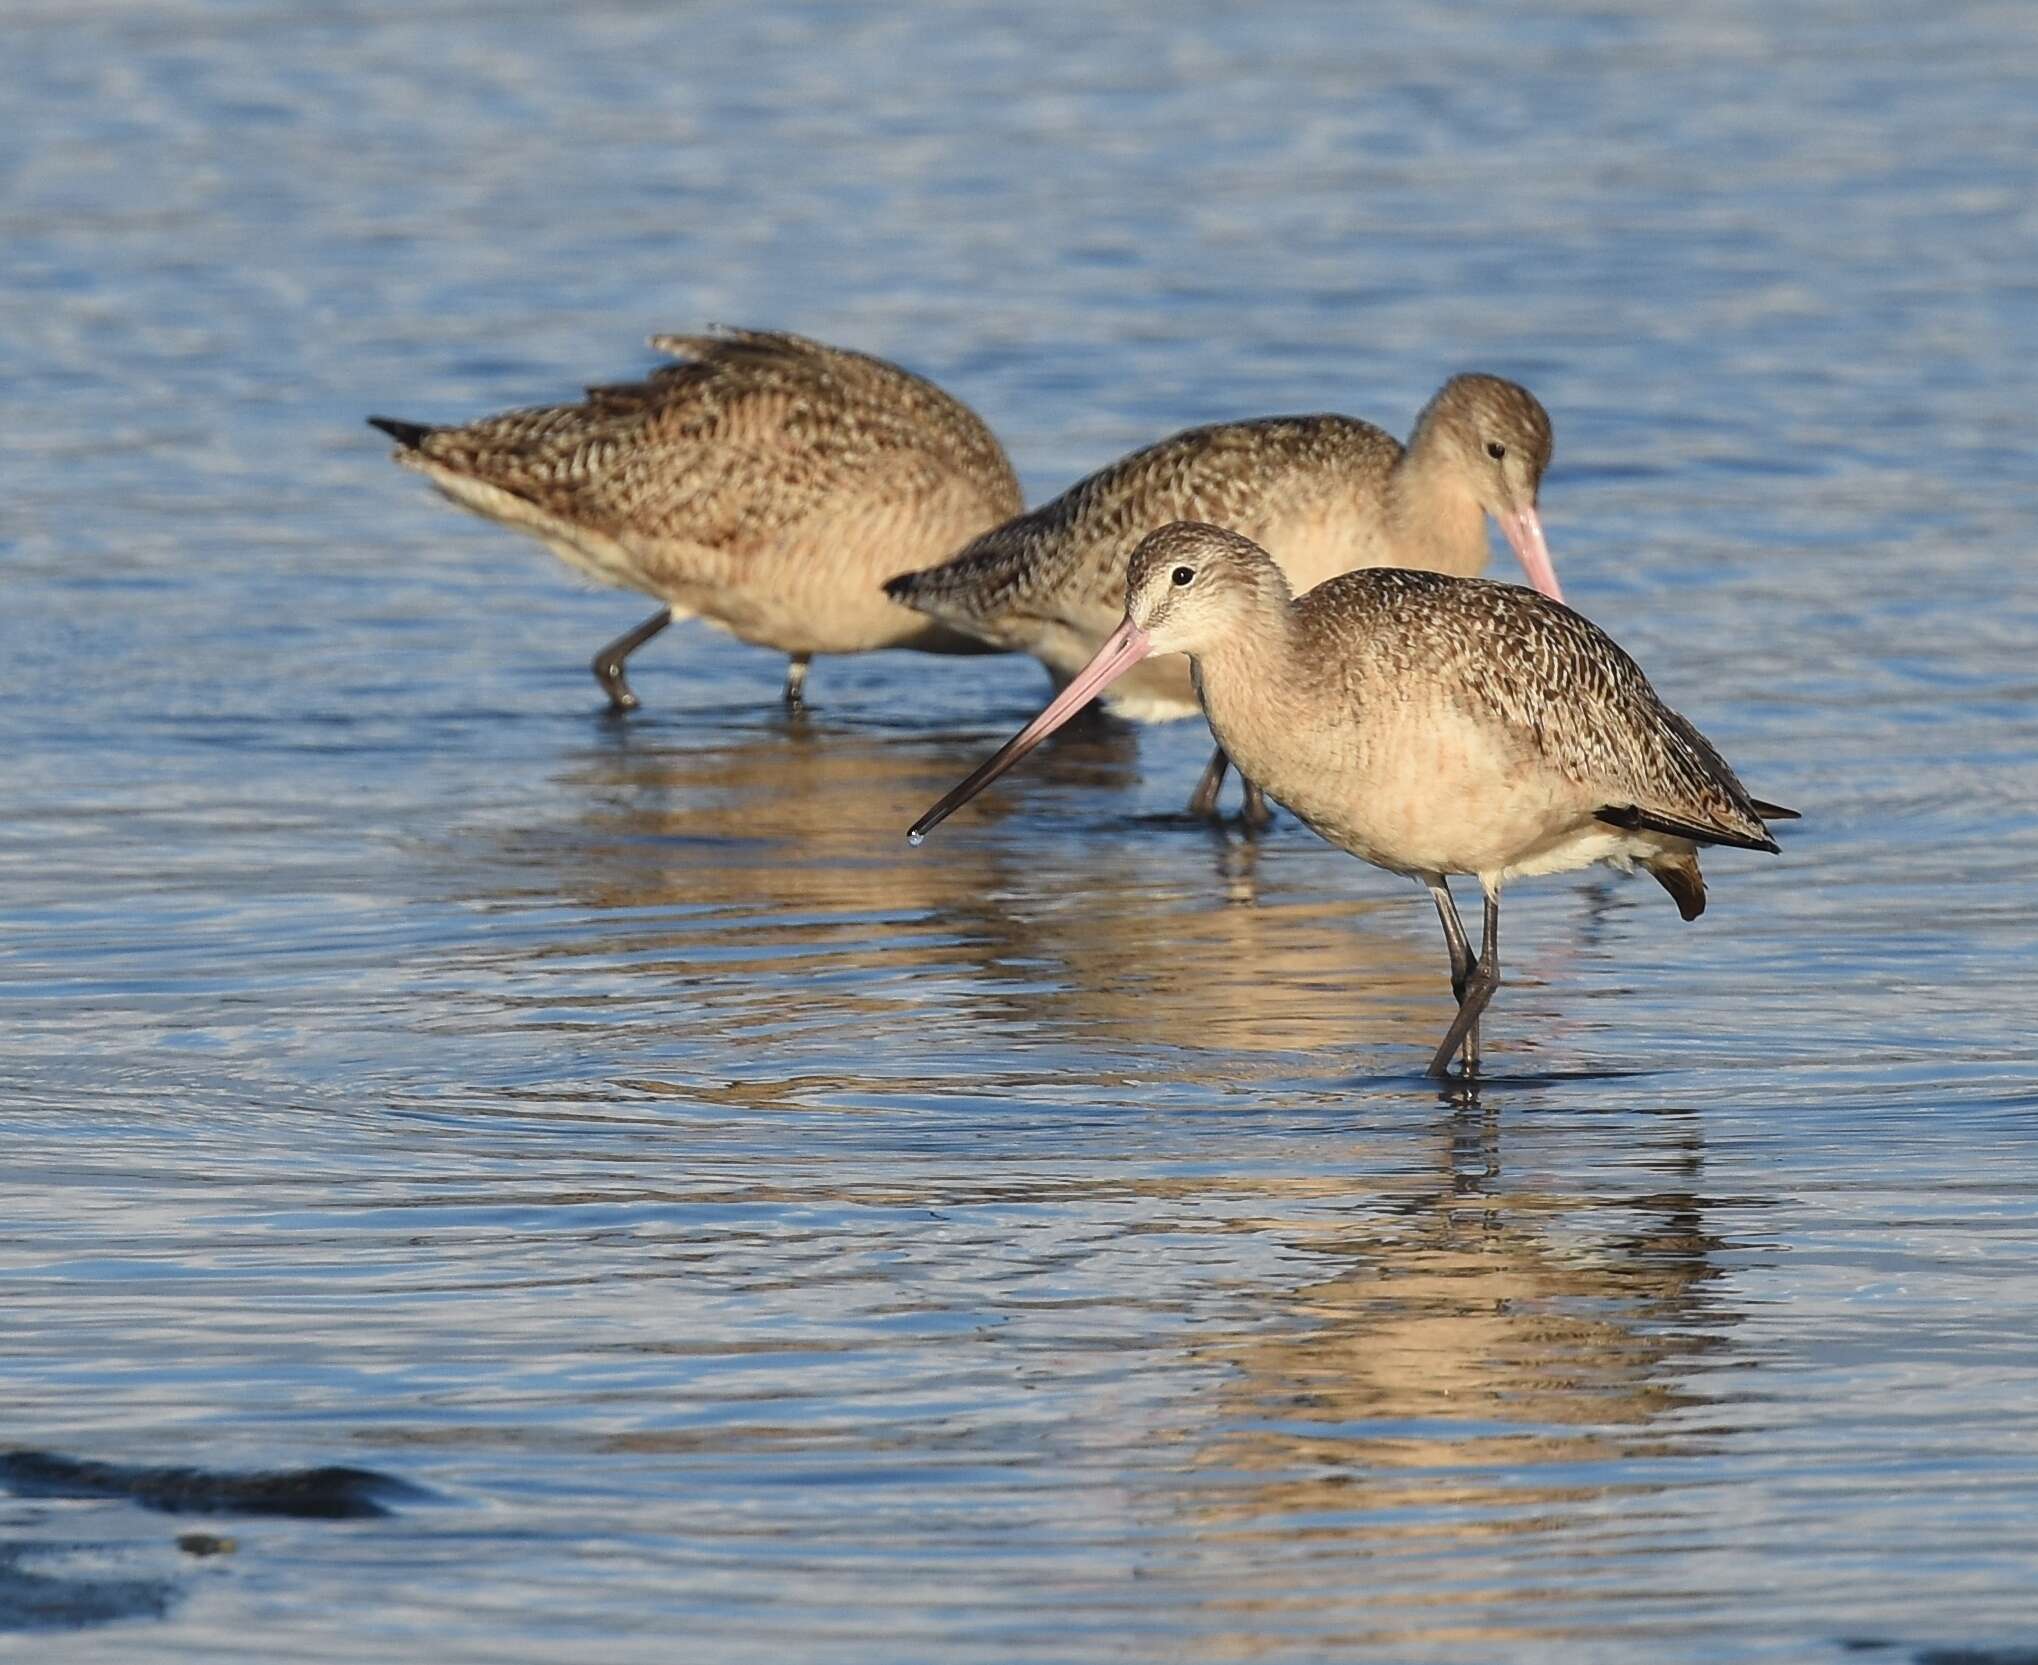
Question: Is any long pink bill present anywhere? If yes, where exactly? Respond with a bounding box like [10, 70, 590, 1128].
[908, 616, 1153, 845]
[1501, 505, 1563, 604]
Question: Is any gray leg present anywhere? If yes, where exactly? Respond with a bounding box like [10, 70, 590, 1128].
[1189, 746, 1273, 827]
[1187, 747, 1229, 818]
[592, 607, 675, 713]
[1425, 876, 1474, 1001]
[783, 653, 812, 712]
[1241, 778, 1272, 829]
[1428, 890, 1500, 1077]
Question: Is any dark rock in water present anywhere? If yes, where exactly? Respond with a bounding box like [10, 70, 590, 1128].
[0, 1543, 174, 1632]
[0, 1450, 427, 1520]
[1915, 1651, 2038, 1665]
[174, 1533, 236, 1557]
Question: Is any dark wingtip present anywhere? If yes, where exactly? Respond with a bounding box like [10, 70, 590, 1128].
[367, 416, 434, 449]
[1598, 802, 1783, 856]
[1751, 799, 1801, 823]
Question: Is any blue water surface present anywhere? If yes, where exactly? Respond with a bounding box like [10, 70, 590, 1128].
[3, 2, 2037, 1659]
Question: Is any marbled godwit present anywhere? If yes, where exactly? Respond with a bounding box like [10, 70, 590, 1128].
[909, 523, 1797, 1077]
[885, 375, 1562, 820]
[369, 329, 1022, 712]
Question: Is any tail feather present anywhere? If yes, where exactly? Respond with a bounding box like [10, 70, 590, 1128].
[884, 561, 983, 623]
[884, 537, 1030, 627]
[1646, 853, 1707, 921]
[367, 416, 436, 450]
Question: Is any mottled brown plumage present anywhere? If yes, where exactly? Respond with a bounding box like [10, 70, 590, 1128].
[893, 416, 1399, 645]
[909, 522, 1796, 1076]
[371, 329, 1023, 709]
[1262, 564, 1778, 861]
[885, 374, 1561, 815]
[888, 376, 1556, 714]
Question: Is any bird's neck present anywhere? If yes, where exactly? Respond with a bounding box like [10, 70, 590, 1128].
[1384, 445, 1491, 577]
[1190, 606, 1310, 766]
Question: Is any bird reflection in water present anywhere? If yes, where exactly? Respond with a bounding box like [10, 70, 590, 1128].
[1172, 1103, 1743, 1649]
[463, 720, 1587, 1082]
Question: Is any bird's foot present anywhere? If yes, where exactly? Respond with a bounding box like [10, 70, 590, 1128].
[782, 655, 812, 713]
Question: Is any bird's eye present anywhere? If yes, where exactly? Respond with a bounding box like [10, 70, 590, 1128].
[1486, 441, 1507, 461]
[1171, 565, 1195, 587]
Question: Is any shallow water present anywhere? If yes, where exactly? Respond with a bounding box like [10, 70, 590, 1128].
[4, 0, 2038, 1658]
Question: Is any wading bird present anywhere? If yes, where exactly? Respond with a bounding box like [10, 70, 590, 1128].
[909, 522, 1795, 1076]
[886, 375, 1563, 819]
[371, 329, 1022, 712]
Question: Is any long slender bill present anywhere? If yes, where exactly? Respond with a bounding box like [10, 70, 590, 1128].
[908, 617, 1153, 845]
[1502, 505, 1563, 603]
